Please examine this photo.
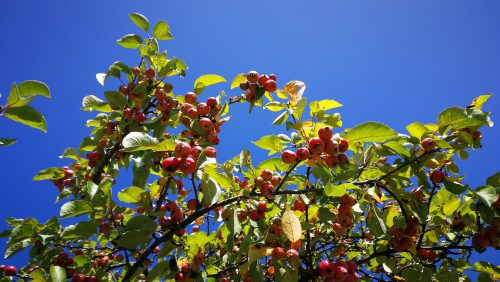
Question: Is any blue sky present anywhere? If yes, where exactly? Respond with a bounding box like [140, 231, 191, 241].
[0, 0, 499, 277]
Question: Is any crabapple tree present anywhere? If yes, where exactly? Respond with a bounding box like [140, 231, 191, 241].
[1, 13, 499, 282]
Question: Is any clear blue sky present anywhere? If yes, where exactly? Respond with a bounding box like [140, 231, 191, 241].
[0, 0, 498, 277]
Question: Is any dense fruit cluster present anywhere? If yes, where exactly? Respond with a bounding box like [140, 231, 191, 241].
[281, 126, 350, 169]
[389, 216, 419, 252]
[332, 194, 357, 235]
[318, 259, 360, 282]
[240, 71, 278, 103]
[472, 224, 500, 252]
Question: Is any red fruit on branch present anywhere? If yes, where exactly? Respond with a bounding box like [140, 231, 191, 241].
[308, 137, 325, 155]
[162, 157, 180, 173]
[246, 71, 259, 83]
[281, 150, 297, 164]
[421, 137, 436, 152]
[429, 170, 445, 184]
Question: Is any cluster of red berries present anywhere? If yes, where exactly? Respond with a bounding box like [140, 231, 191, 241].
[416, 248, 437, 262]
[318, 259, 360, 282]
[281, 126, 349, 168]
[174, 255, 204, 281]
[161, 142, 216, 175]
[154, 86, 178, 123]
[332, 194, 357, 235]
[158, 202, 186, 236]
[389, 216, 419, 252]
[271, 247, 300, 264]
[0, 265, 17, 276]
[248, 200, 268, 221]
[51, 166, 76, 192]
[251, 169, 282, 197]
[71, 273, 98, 282]
[179, 92, 222, 146]
[472, 225, 499, 252]
[240, 71, 277, 103]
[52, 252, 75, 268]
[97, 212, 123, 234]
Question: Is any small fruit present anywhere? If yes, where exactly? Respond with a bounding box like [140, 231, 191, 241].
[308, 137, 325, 155]
[338, 138, 349, 153]
[260, 169, 273, 181]
[187, 199, 197, 210]
[206, 97, 218, 107]
[179, 157, 196, 174]
[281, 150, 297, 164]
[246, 71, 259, 83]
[286, 249, 300, 264]
[296, 147, 310, 161]
[258, 74, 269, 86]
[199, 118, 213, 131]
[123, 107, 133, 118]
[269, 74, 277, 81]
[421, 138, 436, 152]
[71, 274, 85, 282]
[258, 201, 267, 212]
[264, 79, 277, 92]
[429, 170, 445, 184]
[272, 247, 285, 260]
[197, 102, 210, 115]
[175, 142, 192, 158]
[162, 157, 180, 173]
[318, 126, 334, 141]
[334, 264, 348, 281]
[185, 92, 197, 104]
[319, 260, 336, 278]
[206, 147, 217, 158]
[145, 68, 156, 79]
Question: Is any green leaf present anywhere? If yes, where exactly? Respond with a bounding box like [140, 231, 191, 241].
[443, 196, 460, 216]
[129, 13, 149, 32]
[18, 80, 51, 98]
[475, 185, 498, 207]
[256, 158, 289, 172]
[29, 268, 47, 281]
[367, 205, 387, 238]
[344, 122, 398, 149]
[265, 101, 286, 112]
[60, 200, 93, 218]
[382, 141, 410, 158]
[252, 135, 283, 155]
[153, 138, 176, 152]
[203, 164, 232, 188]
[33, 167, 64, 181]
[309, 99, 342, 116]
[470, 94, 493, 110]
[203, 177, 221, 205]
[147, 261, 170, 281]
[82, 95, 112, 112]
[0, 138, 16, 146]
[443, 179, 467, 194]
[117, 34, 143, 49]
[118, 187, 148, 204]
[4, 105, 47, 132]
[324, 183, 356, 197]
[7, 80, 50, 108]
[117, 230, 152, 249]
[122, 132, 159, 152]
[231, 73, 246, 89]
[50, 265, 66, 282]
[272, 111, 289, 125]
[438, 107, 485, 129]
[292, 97, 307, 120]
[406, 122, 428, 140]
[104, 91, 127, 110]
[125, 215, 158, 233]
[61, 220, 99, 239]
[194, 74, 226, 95]
[153, 21, 173, 40]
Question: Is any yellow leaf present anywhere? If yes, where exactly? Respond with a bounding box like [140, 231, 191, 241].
[283, 80, 306, 106]
[281, 209, 302, 243]
[247, 244, 272, 266]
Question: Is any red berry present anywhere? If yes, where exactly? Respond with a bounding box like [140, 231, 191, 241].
[199, 118, 213, 131]
[319, 260, 336, 278]
[429, 170, 445, 184]
[334, 265, 348, 281]
[190, 146, 203, 159]
[175, 142, 192, 158]
[264, 80, 277, 92]
[197, 102, 210, 115]
[249, 210, 260, 221]
[145, 68, 155, 79]
[123, 107, 133, 118]
[206, 147, 217, 158]
[185, 92, 197, 104]
[268, 74, 277, 81]
[318, 126, 333, 141]
[134, 112, 146, 123]
[421, 137, 436, 152]
[246, 71, 259, 83]
[179, 157, 196, 174]
[281, 150, 297, 164]
[324, 155, 339, 168]
[258, 201, 267, 212]
[338, 138, 349, 153]
[258, 75, 269, 86]
[187, 199, 198, 211]
[162, 157, 180, 173]
[271, 247, 285, 260]
[296, 147, 310, 161]
[206, 97, 218, 107]
[286, 249, 300, 264]
[260, 169, 273, 181]
[308, 137, 325, 155]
